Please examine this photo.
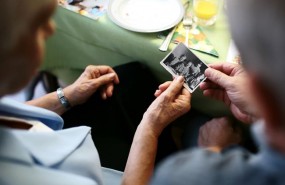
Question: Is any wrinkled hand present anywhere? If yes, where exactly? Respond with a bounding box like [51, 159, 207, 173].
[142, 76, 191, 137]
[64, 65, 119, 106]
[200, 63, 256, 123]
[198, 117, 242, 149]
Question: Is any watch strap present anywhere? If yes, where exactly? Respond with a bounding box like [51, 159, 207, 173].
[56, 88, 71, 109]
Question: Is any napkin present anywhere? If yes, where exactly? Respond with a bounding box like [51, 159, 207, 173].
[226, 40, 242, 64]
[58, 0, 108, 20]
[159, 23, 219, 57]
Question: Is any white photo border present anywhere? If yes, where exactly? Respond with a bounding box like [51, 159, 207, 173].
[160, 43, 209, 93]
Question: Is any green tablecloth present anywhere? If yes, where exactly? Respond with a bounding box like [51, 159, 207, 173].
[43, 6, 232, 116]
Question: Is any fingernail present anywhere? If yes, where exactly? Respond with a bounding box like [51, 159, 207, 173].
[102, 93, 107, 100]
[176, 76, 184, 82]
[108, 73, 115, 78]
[205, 68, 211, 75]
[109, 91, 112, 97]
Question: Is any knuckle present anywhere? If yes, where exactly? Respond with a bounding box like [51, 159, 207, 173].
[86, 65, 95, 71]
[199, 126, 204, 134]
[85, 65, 97, 75]
[221, 117, 229, 123]
[214, 74, 223, 84]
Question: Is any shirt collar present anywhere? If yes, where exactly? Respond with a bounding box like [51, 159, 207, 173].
[0, 97, 63, 130]
[0, 127, 33, 165]
[0, 126, 91, 166]
[252, 120, 285, 173]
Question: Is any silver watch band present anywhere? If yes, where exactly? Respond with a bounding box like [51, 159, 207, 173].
[56, 88, 71, 109]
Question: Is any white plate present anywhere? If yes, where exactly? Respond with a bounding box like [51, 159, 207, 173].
[107, 0, 184, 33]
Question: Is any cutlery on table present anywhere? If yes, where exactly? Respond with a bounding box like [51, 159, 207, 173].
[159, 26, 177, 52]
[182, 14, 193, 48]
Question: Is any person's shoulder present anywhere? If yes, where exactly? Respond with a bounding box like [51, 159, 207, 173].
[157, 146, 252, 170]
[151, 147, 259, 185]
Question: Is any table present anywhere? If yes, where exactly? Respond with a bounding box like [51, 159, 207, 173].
[43, 5, 232, 116]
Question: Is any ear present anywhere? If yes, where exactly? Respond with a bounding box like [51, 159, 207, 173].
[248, 74, 282, 127]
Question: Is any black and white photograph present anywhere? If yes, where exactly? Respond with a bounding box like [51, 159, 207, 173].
[160, 43, 208, 93]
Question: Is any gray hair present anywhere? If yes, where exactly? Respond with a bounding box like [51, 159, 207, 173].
[227, 0, 285, 114]
[0, 0, 53, 61]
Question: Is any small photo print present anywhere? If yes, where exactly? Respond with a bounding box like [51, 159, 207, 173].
[160, 43, 208, 93]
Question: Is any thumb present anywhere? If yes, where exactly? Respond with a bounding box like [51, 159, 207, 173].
[93, 73, 116, 87]
[205, 68, 232, 89]
[164, 76, 184, 97]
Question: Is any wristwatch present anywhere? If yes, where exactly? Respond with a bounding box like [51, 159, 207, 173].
[56, 88, 71, 109]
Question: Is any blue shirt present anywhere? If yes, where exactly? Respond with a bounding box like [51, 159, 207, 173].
[151, 121, 285, 185]
[0, 98, 122, 185]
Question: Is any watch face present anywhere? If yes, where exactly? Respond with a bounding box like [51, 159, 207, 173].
[57, 88, 64, 98]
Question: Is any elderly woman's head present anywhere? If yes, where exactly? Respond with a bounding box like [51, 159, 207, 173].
[0, 0, 56, 97]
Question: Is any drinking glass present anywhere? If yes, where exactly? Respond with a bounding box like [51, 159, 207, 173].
[193, 0, 220, 26]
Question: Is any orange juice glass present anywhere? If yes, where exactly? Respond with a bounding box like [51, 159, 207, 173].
[193, 0, 220, 26]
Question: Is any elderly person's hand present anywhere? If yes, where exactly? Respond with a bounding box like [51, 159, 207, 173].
[122, 77, 190, 185]
[198, 117, 242, 151]
[200, 63, 257, 123]
[141, 76, 191, 137]
[64, 65, 119, 106]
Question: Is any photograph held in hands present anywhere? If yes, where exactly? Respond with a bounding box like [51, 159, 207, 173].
[160, 43, 208, 93]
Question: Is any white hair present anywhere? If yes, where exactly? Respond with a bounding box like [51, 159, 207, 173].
[0, 0, 55, 96]
[227, 0, 285, 115]
[0, 0, 53, 61]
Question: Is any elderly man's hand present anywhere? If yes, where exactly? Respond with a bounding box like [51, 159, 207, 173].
[64, 65, 119, 106]
[141, 76, 191, 137]
[198, 117, 242, 151]
[200, 63, 257, 123]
